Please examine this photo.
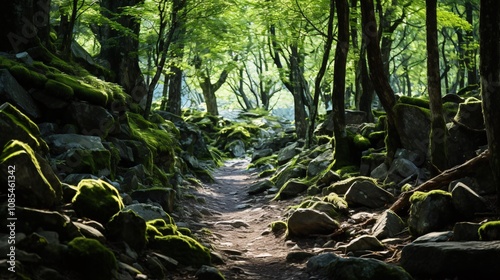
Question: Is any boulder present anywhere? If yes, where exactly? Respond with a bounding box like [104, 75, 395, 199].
[344, 234, 385, 254]
[16, 207, 81, 241]
[307, 149, 334, 177]
[44, 134, 112, 177]
[387, 158, 419, 183]
[408, 190, 455, 237]
[478, 221, 500, 241]
[307, 252, 412, 280]
[277, 142, 300, 165]
[195, 265, 225, 280]
[394, 103, 431, 161]
[401, 240, 500, 279]
[106, 210, 147, 253]
[124, 203, 173, 223]
[251, 148, 273, 162]
[247, 179, 274, 195]
[272, 162, 307, 190]
[287, 209, 339, 237]
[72, 179, 124, 224]
[452, 222, 481, 241]
[149, 235, 211, 267]
[65, 237, 117, 280]
[131, 187, 176, 213]
[0, 70, 40, 119]
[68, 101, 115, 138]
[322, 176, 376, 196]
[345, 110, 367, 125]
[226, 139, 246, 158]
[413, 231, 453, 243]
[371, 210, 406, 239]
[344, 180, 394, 209]
[275, 178, 309, 199]
[451, 182, 490, 219]
[0, 102, 48, 154]
[0, 140, 62, 208]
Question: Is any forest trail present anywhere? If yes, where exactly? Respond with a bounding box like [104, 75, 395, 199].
[194, 158, 310, 280]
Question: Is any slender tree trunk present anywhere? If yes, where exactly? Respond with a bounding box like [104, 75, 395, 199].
[426, 0, 448, 172]
[332, 0, 350, 167]
[361, 0, 401, 164]
[289, 44, 309, 139]
[166, 65, 183, 116]
[480, 0, 500, 209]
[465, 2, 478, 86]
[358, 43, 375, 122]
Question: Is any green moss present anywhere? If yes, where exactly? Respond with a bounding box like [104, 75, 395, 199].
[149, 235, 211, 267]
[49, 73, 109, 106]
[107, 210, 147, 252]
[72, 179, 124, 224]
[335, 165, 359, 178]
[398, 95, 430, 109]
[248, 154, 278, 169]
[375, 115, 387, 131]
[478, 221, 500, 241]
[66, 237, 117, 280]
[65, 148, 113, 179]
[0, 103, 49, 154]
[9, 65, 48, 88]
[177, 227, 192, 236]
[323, 193, 349, 211]
[353, 134, 371, 150]
[270, 221, 287, 235]
[44, 79, 74, 100]
[409, 190, 452, 203]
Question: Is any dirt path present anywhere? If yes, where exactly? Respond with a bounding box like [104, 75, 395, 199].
[193, 158, 310, 280]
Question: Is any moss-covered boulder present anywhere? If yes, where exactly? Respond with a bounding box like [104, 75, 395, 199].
[394, 103, 431, 161]
[287, 209, 340, 237]
[65, 237, 117, 280]
[0, 140, 62, 208]
[44, 79, 74, 100]
[131, 187, 176, 213]
[9, 64, 48, 89]
[146, 218, 178, 238]
[274, 178, 309, 200]
[0, 70, 41, 119]
[106, 210, 147, 253]
[0, 102, 48, 154]
[149, 235, 211, 267]
[68, 101, 115, 139]
[72, 179, 124, 224]
[49, 73, 109, 106]
[478, 221, 500, 241]
[408, 190, 455, 237]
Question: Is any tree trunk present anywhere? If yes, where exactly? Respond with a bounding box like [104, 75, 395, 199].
[166, 65, 183, 116]
[358, 44, 375, 122]
[465, 2, 478, 86]
[97, 0, 147, 104]
[361, 0, 401, 164]
[1, 0, 51, 52]
[426, 0, 448, 172]
[480, 0, 500, 209]
[332, 0, 350, 167]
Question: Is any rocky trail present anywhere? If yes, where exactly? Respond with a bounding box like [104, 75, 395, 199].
[189, 158, 310, 280]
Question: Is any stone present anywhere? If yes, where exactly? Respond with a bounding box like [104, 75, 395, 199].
[151, 252, 179, 270]
[277, 142, 300, 165]
[408, 190, 455, 237]
[149, 235, 211, 267]
[451, 182, 490, 219]
[251, 148, 273, 162]
[370, 163, 388, 180]
[247, 179, 274, 195]
[306, 253, 340, 275]
[328, 256, 413, 280]
[195, 265, 225, 280]
[275, 178, 309, 199]
[322, 176, 376, 196]
[344, 180, 394, 209]
[62, 174, 99, 185]
[106, 210, 147, 253]
[478, 221, 500, 241]
[131, 187, 176, 213]
[401, 241, 500, 279]
[413, 231, 453, 243]
[452, 222, 481, 241]
[286, 251, 315, 263]
[124, 203, 173, 223]
[371, 210, 406, 239]
[307, 149, 334, 177]
[16, 207, 81, 241]
[72, 179, 124, 224]
[0, 140, 62, 209]
[394, 103, 431, 161]
[344, 234, 385, 253]
[454, 100, 484, 130]
[273, 163, 307, 191]
[387, 158, 419, 183]
[68, 101, 115, 138]
[65, 237, 117, 280]
[316, 170, 341, 188]
[227, 139, 246, 157]
[0, 70, 40, 119]
[214, 220, 250, 228]
[345, 109, 367, 125]
[447, 122, 487, 167]
[73, 221, 106, 243]
[287, 209, 339, 237]
[44, 134, 112, 177]
[0, 102, 48, 154]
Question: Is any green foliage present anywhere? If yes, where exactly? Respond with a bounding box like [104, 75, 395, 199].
[72, 179, 124, 224]
[66, 237, 117, 280]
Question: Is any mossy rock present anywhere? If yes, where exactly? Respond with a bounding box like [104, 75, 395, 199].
[44, 79, 74, 100]
[0, 140, 62, 209]
[72, 179, 124, 224]
[323, 193, 349, 212]
[65, 237, 117, 280]
[353, 134, 371, 150]
[409, 189, 452, 203]
[49, 73, 108, 106]
[146, 218, 178, 237]
[0, 102, 49, 154]
[106, 210, 147, 252]
[9, 65, 48, 88]
[478, 221, 500, 241]
[270, 221, 287, 235]
[398, 95, 430, 109]
[149, 235, 211, 267]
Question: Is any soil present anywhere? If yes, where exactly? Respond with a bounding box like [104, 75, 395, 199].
[179, 158, 313, 280]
